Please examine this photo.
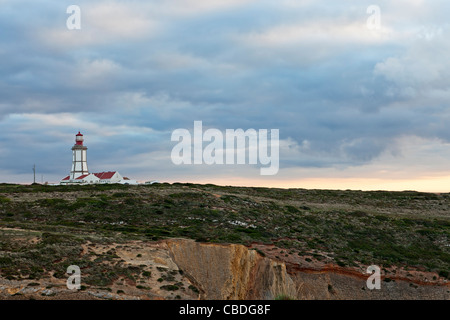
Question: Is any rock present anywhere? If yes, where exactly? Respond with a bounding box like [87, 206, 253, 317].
[166, 239, 296, 300]
[165, 239, 450, 300]
[88, 291, 113, 300]
[41, 289, 55, 296]
[6, 287, 22, 296]
[20, 287, 41, 294]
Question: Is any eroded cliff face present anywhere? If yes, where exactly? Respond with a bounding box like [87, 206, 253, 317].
[166, 239, 296, 299]
[166, 239, 450, 300]
[1, 238, 448, 300]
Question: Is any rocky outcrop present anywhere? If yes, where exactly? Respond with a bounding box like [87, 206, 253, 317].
[166, 239, 450, 300]
[289, 268, 450, 300]
[166, 239, 296, 299]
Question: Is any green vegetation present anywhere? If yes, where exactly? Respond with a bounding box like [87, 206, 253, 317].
[160, 284, 179, 291]
[188, 285, 199, 293]
[0, 196, 11, 204]
[0, 182, 449, 281]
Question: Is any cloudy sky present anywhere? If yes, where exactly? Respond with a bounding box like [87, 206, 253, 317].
[1, 0, 450, 191]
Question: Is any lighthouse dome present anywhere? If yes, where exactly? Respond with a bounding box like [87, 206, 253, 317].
[75, 131, 84, 145]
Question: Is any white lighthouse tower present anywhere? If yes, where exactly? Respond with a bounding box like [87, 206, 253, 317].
[60, 131, 138, 185]
[70, 131, 89, 179]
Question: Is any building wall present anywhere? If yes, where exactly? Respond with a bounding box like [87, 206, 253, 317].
[83, 174, 100, 183]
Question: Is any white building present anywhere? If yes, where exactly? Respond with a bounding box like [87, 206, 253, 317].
[60, 132, 138, 185]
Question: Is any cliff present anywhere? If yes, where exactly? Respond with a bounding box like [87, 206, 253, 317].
[166, 239, 450, 300]
[1, 237, 448, 300]
[166, 239, 296, 299]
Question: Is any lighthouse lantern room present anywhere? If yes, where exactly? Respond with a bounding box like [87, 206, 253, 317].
[75, 132, 84, 145]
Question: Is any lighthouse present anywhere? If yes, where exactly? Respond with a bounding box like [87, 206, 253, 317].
[70, 131, 89, 179]
[60, 131, 138, 185]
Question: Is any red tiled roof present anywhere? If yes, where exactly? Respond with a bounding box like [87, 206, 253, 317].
[76, 174, 89, 180]
[93, 171, 116, 180]
[62, 175, 70, 181]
